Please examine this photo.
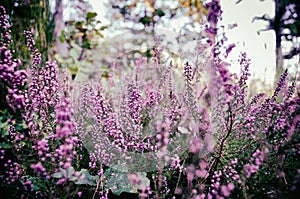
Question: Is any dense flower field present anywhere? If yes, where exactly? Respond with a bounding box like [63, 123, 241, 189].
[0, 2, 299, 199]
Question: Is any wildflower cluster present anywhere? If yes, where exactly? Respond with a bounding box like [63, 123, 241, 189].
[0, 7, 27, 110]
[0, 6, 81, 197]
[205, 0, 222, 36]
[0, 4, 300, 199]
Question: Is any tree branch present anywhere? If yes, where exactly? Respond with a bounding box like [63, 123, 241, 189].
[252, 14, 272, 23]
[284, 47, 300, 59]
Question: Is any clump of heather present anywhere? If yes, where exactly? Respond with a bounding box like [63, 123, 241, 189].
[0, 6, 81, 198]
[0, 6, 27, 111]
[0, 3, 300, 199]
[23, 32, 81, 195]
[73, 58, 198, 172]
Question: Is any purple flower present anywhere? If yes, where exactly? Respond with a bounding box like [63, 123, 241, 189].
[55, 97, 75, 138]
[0, 8, 27, 110]
[272, 69, 288, 102]
[221, 185, 230, 197]
[184, 61, 193, 82]
[206, 0, 222, 25]
[30, 162, 46, 175]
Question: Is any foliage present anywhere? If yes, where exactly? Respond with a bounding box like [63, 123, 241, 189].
[110, 0, 208, 29]
[55, 11, 107, 79]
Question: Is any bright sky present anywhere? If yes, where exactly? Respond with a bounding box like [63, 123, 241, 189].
[89, 0, 277, 84]
[221, 0, 276, 84]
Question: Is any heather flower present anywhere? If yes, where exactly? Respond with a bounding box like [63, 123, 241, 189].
[220, 185, 230, 197]
[227, 182, 234, 191]
[23, 31, 59, 137]
[0, 6, 12, 46]
[55, 97, 75, 138]
[217, 61, 234, 101]
[195, 169, 208, 178]
[127, 173, 141, 185]
[244, 148, 268, 178]
[135, 56, 147, 68]
[54, 95, 78, 170]
[189, 136, 204, 154]
[8, 125, 25, 152]
[0, 7, 27, 110]
[170, 154, 182, 170]
[24, 30, 41, 65]
[272, 69, 288, 102]
[155, 119, 171, 148]
[225, 44, 235, 58]
[30, 162, 47, 176]
[286, 81, 295, 99]
[75, 82, 124, 165]
[184, 61, 193, 82]
[117, 82, 144, 147]
[145, 90, 162, 107]
[236, 52, 251, 105]
[205, 0, 222, 36]
[152, 36, 164, 66]
[127, 83, 142, 125]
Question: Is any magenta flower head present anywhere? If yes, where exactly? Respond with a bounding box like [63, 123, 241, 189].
[0, 6, 12, 46]
[30, 162, 47, 176]
[205, 0, 222, 36]
[206, 0, 222, 24]
[0, 6, 27, 110]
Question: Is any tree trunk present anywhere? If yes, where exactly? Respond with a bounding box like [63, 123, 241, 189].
[273, 0, 285, 88]
[54, 0, 69, 58]
[275, 33, 284, 87]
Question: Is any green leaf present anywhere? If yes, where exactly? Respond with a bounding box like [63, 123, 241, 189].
[111, 164, 128, 172]
[15, 123, 24, 131]
[82, 39, 91, 49]
[86, 12, 97, 20]
[59, 30, 66, 43]
[0, 114, 9, 136]
[194, 0, 198, 8]
[99, 26, 107, 31]
[106, 172, 136, 195]
[139, 16, 151, 25]
[0, 121, 8, 130]
[0, 142, 10, 149]
[104, 168, 150, 196]
[95, 30, 103, 37]
[52, 166, 76, 180]
[52, 167, 99, 185]
[75, 169, 99, 186]
[154, 9, 165, 17]
[0, 129, 9, 136]
[52, 171, 63, 178]
[75, 21, 84, 30]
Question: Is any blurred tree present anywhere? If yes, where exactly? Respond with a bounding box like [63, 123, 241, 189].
[109, 0, 208, 31]
[178, 0, 208, 22]
[54, 0, 68, 58]
[53, 0, 110, 79]
[247, 0, 300, 86]
[55, 11, 107, 79]
[53, 0, 94, 59]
